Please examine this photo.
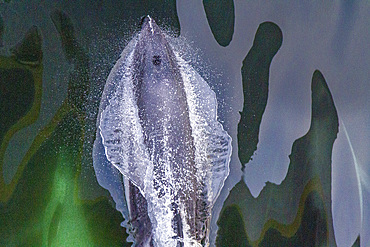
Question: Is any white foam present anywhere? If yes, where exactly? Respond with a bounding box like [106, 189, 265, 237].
[95, 32, 231, 246]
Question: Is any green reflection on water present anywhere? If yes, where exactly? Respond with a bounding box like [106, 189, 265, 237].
[0, 111, 128, 246]
[42, 150, 92, 246]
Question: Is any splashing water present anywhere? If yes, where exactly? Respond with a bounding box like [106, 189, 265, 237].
[93, 19, 231, 246]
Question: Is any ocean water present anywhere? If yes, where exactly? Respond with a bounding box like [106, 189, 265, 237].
[0, 1, 369, 246]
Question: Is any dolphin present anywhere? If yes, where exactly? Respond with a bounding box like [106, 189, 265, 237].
[131, 15, 198, 246]
[93, 15, 232, 246]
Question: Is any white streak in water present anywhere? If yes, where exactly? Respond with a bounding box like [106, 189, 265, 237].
[342, 120, 363, 226]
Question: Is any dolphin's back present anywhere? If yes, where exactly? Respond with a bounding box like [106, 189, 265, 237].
[95, 16, 232, 246]
[131, 21, 198, 243]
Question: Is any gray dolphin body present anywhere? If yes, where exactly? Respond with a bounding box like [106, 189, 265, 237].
[130, 16, 197, 245]
[93, 16, 231, 247]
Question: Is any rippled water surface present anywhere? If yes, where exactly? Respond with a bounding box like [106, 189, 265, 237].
[0, 1, 369, 246]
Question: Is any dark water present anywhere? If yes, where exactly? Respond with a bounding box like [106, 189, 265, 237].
[0, 1, 369, 246]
